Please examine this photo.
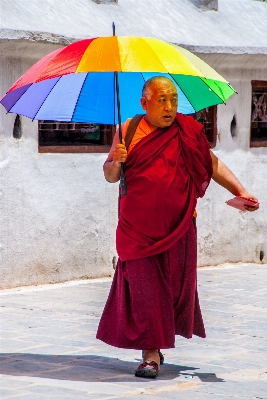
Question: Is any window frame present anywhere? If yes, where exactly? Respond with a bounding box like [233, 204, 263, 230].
[250, 80, 267, 148]
[191, 106, 217, 149]
[38, 106, 217, 153]
[38, 121, 115, 153]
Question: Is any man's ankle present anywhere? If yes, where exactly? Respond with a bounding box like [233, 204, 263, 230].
[143, 349, 160, 363]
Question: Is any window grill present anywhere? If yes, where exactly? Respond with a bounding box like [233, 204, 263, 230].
[191, 106, 217, 148]
[250, 81, 267, 147]
[38, 106, 217, 153]
[38, 121, 115, 153]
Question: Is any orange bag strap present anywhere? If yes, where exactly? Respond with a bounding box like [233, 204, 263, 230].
[124, 114, 144, 150]
[118, 114, 144, 218]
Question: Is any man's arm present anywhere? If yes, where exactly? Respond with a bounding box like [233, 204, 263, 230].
[103, 131, 127, 183]
[210, 150, 259, 211]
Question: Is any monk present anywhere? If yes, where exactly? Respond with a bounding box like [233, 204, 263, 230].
[96, 76, 259, 378]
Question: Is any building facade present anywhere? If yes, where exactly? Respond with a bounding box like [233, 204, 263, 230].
[0, 0, 266, 288]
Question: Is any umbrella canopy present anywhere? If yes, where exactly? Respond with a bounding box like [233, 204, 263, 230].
[0, 36, 235, 124]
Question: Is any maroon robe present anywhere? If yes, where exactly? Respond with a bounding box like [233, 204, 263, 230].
[97, 113, 213, 349]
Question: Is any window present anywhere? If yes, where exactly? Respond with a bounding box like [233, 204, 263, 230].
[38, 107, 217, 152]
[191, 106, 217, 148]
[13, 114, 22, 139]
[38, 121, 115, 153]
[250, 81, 267, 147]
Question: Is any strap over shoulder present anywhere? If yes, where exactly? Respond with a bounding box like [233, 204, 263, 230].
[124, 114, 144, 150]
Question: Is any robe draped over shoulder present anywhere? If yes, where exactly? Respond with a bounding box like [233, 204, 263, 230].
[116, 113, 213, 262]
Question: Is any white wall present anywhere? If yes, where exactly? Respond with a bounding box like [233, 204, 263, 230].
[196, 53, 267, 266]
[0, 47, 266, 289]
[0, 42, 118, 289]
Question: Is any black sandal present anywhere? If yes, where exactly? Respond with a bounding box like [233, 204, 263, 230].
[135, 360, 159, 378]
[158, 350, 164, 365]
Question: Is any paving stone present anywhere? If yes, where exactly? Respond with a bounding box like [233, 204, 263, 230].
[0, 388, 29, 397]
[0, 264, 266, 399]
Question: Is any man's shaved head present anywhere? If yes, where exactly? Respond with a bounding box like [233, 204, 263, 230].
[142, 76, 177, 100]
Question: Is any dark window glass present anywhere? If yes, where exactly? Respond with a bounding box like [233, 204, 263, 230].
[191, 106, 217, 148]
[38, 121, 115, 153]
[13, 114, 22, 139]
[251, 81, 267, 147]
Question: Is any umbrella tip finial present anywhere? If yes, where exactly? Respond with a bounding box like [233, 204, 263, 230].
[112, 22, 115, 36]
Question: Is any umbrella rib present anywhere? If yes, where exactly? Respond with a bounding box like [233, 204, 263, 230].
[200, 76, 225, 103]
[199, 77, 235, 105]
[6, 84, 33, 112]
[140, 72, 146, 85]
[139, 72, 146, 99]
[70, 73, 88, 121]
[169, 73, 196, 113]
[114, 71, 116, 126]
[31, 77, 62, 120]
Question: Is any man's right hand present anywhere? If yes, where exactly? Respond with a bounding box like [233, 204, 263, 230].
[103, 131, 127, 183]
[113, 139, 127, 167]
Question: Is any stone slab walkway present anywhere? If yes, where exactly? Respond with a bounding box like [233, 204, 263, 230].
[0, 263, 266, 399]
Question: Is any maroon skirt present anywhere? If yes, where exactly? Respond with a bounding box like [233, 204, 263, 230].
[96, 219, 205, 350]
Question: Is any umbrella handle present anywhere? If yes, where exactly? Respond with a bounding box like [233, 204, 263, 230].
[117, 102, 127, 196]
[120, 164, 127, 196]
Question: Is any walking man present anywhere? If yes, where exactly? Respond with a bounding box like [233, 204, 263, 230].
[97, 76, 259, 378]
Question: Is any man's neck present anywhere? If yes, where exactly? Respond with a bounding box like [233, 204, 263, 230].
[143, 115, 160, 132]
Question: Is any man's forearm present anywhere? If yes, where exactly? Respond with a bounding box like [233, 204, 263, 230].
[103, 160, 121, 183]
[211, 152, 247, 196]
[213, 160, 246, 196]
[210, 151, 259, 211]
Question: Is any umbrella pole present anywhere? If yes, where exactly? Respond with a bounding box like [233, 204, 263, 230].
[115, 70, 127, 196]
[113, 22, 127, 196]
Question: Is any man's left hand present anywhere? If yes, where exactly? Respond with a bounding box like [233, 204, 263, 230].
[240, 192, 259, 212]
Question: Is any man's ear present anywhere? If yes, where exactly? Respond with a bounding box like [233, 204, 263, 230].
[140, 97, 147, 111]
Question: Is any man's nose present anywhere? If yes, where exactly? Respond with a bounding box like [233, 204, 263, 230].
[164, 100, 172, 111]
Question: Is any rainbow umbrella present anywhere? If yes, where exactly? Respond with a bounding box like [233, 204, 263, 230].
[0, 31, 235, 193]
[0, 35, 235, 123]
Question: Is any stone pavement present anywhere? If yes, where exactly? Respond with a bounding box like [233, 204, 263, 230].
[0, 263, 266, 400]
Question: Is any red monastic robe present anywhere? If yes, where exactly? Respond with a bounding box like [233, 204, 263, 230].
[97, 113, 213, 349]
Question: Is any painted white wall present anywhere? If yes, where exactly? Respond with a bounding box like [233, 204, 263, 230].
[196, 53, 267, 266]
[0, 42, 118, 289]
[0, 45, 266, 289]
[0, 112, 119, 288]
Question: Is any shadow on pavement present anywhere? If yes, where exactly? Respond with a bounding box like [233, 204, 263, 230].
[0, 353, 224, 382]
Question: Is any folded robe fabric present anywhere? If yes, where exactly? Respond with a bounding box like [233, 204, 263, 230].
[96, 218, 206, 348]
[116, 113, 213, 262]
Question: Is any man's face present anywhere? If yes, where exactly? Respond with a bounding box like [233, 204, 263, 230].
[140, 79, 178, 129]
